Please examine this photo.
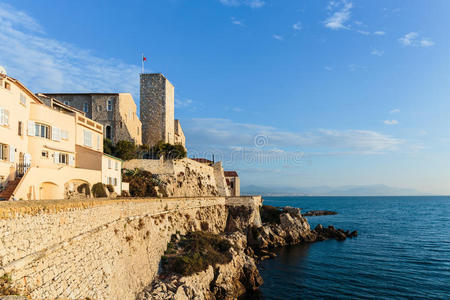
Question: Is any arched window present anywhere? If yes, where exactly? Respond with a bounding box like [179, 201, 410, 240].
[105, 126, 112, 140]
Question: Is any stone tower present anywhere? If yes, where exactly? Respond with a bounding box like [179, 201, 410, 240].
[140, 73, 175, 146]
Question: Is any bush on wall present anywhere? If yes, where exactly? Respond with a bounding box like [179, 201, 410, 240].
[92, 183, 107, 198]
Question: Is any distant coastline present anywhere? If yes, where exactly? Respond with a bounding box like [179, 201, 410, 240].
[242, 184, 433, 197]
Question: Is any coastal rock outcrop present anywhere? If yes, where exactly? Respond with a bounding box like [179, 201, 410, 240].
[303, 210, 338, 216]
[140, 204, 357, 299]
[137, 232, 262, 300]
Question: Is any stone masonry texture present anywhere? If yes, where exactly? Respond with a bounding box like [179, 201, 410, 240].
[0, 197, 234, 299]
[140, 74, 175, 146]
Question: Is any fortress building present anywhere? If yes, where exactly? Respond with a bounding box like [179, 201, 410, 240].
[140, 73, 185, 147]
[40, 93, 142, 145]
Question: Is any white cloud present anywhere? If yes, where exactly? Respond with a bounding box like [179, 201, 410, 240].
[348, 64, 366, 72]
[0, 3, 140, 98]
[184, 118, 402, 154]
[324, 0, 353, 30]
[384, 120, 399, 125]
[374, 31, 386, 36]
[389, 108, 400, 114]
[357, 30, 370, 35]
[371, 49, 384, 56]
[175, 98, 193, 108]
[230, 17, 244, 26]
[398, 32, 419, 46]
[398, 32, 434, 48]
[272, 34, 283, 41]
[219, 0, 265, 8]
[420, 38, 434, 47]
[324, 66, 333, 71]
[293, 22, 302, 31]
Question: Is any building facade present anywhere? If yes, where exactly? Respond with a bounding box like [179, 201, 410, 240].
[102, 154, 123, 195]
[40, 93, 142, 145]
[0, 73, 124, 200]
[140, 73, 185, 147]
[224, 171, 240, 197]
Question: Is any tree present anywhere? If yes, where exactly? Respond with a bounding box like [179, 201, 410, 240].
[149, 141, 187, 159]
[103, 138, 114, 155]
[114, 140, 137, 161]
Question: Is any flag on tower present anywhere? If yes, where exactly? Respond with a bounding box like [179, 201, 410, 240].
[141, 53, 147, 73]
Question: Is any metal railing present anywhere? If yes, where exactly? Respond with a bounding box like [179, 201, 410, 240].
[16, 163, 30, 177]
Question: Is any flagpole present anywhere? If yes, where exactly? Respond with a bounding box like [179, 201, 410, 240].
[141, 53, 144, 74]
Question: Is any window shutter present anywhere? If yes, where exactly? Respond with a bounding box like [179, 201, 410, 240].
[54, 152, 59, 164]
[52, 127, 61, 141]
[68, 154, 75, 166]
[9, 146, 15, 162]
[28, 121, 35, 136]
[4, 110, 9, 126]
[0, 108, 3, 125]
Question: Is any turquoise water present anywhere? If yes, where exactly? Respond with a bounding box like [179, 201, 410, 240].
[257, 196, 450, 299]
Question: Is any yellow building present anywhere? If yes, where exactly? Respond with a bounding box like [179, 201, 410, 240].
[0, 72, 123, 200]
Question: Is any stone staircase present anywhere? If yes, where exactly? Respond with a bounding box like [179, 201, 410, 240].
[0, 177, 22, 200]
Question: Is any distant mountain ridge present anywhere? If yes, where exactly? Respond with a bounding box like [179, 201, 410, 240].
[241, 184, 428, 196]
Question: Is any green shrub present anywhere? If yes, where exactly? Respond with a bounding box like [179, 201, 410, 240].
[161, 232, 232, 276]
[149, 141, 187, 159]
[92, 183, 107, 198]
[0, 273, 20, 296]
[77, 183, 90, 196]
[260, 205, 283, 224]
[106, 184, 114, 193]
[123, 168, 159, 197]
[114, 140, 137, 161]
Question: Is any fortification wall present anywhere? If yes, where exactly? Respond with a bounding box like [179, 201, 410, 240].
[0, 197, 233, 299]
[123, 158, 228, 197]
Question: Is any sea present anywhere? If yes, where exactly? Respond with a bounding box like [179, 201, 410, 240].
[256, 196, 450, 300]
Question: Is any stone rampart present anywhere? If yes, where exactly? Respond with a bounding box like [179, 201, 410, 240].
[0, 196, 261, 299]
[123, 158, 230, 197]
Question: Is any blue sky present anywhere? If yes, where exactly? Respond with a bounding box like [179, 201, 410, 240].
[1, 0, 449, 194]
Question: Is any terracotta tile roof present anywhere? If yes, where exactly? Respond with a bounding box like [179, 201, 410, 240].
[224, 171, 239, 177]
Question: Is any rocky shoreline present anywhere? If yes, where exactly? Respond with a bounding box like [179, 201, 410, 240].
[138, 205, 357, 300]
[302, 210, 338, 216]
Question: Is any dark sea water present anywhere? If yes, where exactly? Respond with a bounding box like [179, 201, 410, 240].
[257, 196, 450, 300]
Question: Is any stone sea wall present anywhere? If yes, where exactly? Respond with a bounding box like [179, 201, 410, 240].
[124, 158, 230, 197]
[0, 196, 264, 299]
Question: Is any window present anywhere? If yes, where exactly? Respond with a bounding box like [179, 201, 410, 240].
[113, 178, 118, 186]
[4, 82, 11, 90]
[137, 127, 139, 135]
[115, 161, 118, 171]
[97, 105, 102, 112]
[63, 100, 70, 105]
[119, 121, 122, 129]
[35, 123, 50, 138]
[61, 130, 69, 140]
[0, 144, 7, 160]
[83, 130, 92, 147]
[18, 121, 22, 136]
[42, 151, 48, 158]
[0, 107, 9, 126]
[97, 135, 100, 150]
[59, 153, 68, 164]
[107, 99, 113, 111]
[105, 126, 111, 140]
[83, 102, 89, 113]
[108, 159, 112, 169]
[20, 94, 26, 106]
